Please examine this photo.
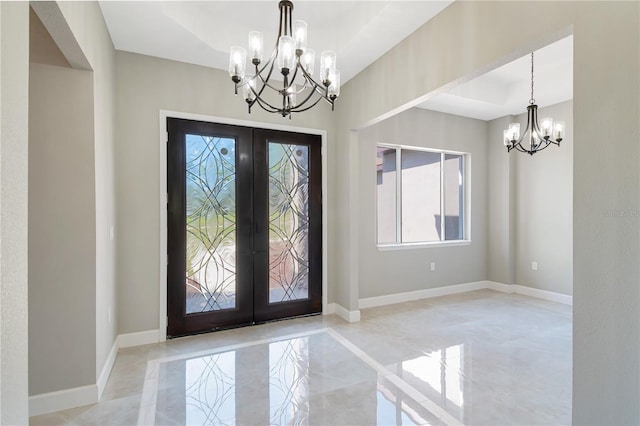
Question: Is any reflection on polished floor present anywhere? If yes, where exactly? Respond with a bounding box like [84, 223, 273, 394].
[30, 290, 572, 425]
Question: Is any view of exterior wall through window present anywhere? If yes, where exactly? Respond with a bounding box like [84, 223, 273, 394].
[376, 145, 467, 245]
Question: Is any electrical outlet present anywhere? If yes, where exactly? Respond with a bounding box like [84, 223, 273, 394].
[430, 262, 436, 271]
[531, 261, 538, 271]
[109, 225, 114, 241]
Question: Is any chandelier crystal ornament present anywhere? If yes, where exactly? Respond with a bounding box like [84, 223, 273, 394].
[503, 52, 565, 155]
[228, 0, 340, 118]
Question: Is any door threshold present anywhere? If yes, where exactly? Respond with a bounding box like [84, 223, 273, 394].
[167, 311, 322, 339]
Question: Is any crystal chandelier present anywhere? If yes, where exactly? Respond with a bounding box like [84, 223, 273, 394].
[228, 1, 340, 118]
[503, 52, 565, 155]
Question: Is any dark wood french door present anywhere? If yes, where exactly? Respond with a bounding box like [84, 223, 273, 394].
[167, 118, 322, 337]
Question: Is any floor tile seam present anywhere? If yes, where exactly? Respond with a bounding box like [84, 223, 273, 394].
[137, 402, 158, 426]
[139, 379, 160, 407]
[325, 328, 465, 426]
[137, 358, 160, 426]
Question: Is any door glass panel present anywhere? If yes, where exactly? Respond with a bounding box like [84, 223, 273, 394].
[185, 134, 237, 314]
[268, 143, 309, 303]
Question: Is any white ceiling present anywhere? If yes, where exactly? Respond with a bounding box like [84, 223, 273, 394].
[99, 1, 453, 84]
[416, 35, 573, 121]
[99, 1, 572, 122]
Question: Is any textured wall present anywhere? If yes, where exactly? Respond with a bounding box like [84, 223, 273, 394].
[570, 4, 638, 422]
[0, 2, 30, 423]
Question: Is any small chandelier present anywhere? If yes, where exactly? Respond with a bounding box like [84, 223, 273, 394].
[228, 0, 340, 118]
[503, 52, 565, 155]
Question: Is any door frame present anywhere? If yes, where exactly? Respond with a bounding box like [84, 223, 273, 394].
[158, 110, 329, 341]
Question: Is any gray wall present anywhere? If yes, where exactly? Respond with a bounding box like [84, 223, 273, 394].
[0, 1, 30, 423]
[487, 115, 516, 285]
[28, 62, 96, 394]
[358, 108, 487, 299]
[487, 101, 573, 296]
[571, 5, 638, 422]
[55, 1, 118, 387]
[29, 7, 69, 68]
[30, 0, 117, 396]
[333, 1, 638, 423]
[515, 101, 573, 295]
[114, 51, 335, 334]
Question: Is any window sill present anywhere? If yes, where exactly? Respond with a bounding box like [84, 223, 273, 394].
[377, 240, 471, 251]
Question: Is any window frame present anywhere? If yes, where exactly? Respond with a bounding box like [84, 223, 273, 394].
[375, 143, 471, 250]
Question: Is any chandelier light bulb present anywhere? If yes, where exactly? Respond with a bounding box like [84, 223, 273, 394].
[287, 86, 297, 108]
[503, 130, 511, 146]
[228, 46, 247, 83]
[243, 77, 256, 102]
[293, 20, 307, 53]
[541, 117, 553, 138]
[328, 69, 341, 98]
[554, 122, 565, 140]
[277, 35, 295, 74]
[301, 48, 315, 75]
[508, 123, 520, 141]
[248, 31, 263, 64]
[320, 50, 336, 84]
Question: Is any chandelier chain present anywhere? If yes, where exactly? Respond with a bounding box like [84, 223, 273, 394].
[530, 52, 535, 105]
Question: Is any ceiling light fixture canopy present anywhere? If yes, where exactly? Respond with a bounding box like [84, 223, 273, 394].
[503, 52, 565, 155]
[228, 0, 340, 118]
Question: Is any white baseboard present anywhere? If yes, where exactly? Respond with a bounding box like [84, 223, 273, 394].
[29, 385, 98, 417]
[486, 281, 515, 293]
[323, 303, 336, 315]
[31, 330, 161, 417]
[97, 340, 118, 400]
[117, 329, 160, 348]
[478, 281, 573, 305]
[333, 303, 361, 322]
[514, 285, 572, 305]
[359, 281, 489, 309]
[359, 280, 572, 310]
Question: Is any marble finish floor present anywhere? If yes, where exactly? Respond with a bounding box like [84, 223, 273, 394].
[30, 290, 572, 425]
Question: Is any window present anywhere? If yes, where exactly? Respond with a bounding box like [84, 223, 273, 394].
[376, 145, 467, 246]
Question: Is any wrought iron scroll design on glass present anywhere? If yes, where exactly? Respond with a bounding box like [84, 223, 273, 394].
[268, 143, 310, 303]
[185, 135, 237, 314]
[228, 1, 340, 118]
[503, 52, 565, 155]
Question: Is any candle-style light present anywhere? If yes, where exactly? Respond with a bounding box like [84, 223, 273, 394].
[228, 1, 340, 118]
[503, 52, 565, 155]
